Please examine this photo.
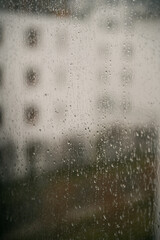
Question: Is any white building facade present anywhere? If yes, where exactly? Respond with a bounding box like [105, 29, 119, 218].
[0, 3, 160, 179]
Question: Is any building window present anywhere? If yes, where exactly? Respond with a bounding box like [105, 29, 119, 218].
[0, 66, 3, 86]
[97, 95, 115, 114]
[0, 107, 3, 127]
[121, 97, 132, 113]
[25, 68, 39, 86]
[25, 28, 39, 48]
[99, 18, 118, 32]
[0, 141, 16, 182]
[121, 69, 133, 86]
[25, 141, 42, 178]
[122, 42, 134, 58]
[124, 15, 134, 30]
[0, 24, 3, 45]
[24, 106, 39, 125]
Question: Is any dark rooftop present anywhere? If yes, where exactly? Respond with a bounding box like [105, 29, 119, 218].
[0, 0, 159, 18]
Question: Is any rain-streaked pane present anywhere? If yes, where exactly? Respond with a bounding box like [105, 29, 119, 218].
[0, 0, 160, 240]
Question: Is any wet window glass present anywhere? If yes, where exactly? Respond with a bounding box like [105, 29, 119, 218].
[0, 0, 160, 240]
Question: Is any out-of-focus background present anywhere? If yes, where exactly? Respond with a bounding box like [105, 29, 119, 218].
[0, 0, 160, 239]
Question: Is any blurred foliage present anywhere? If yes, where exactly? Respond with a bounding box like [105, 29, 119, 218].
[0, 125, 157, 239]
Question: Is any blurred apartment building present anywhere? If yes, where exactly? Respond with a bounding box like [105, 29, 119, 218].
[0, 0, 160, 180]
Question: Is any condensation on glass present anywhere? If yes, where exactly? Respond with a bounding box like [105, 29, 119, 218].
[0, 0, 160, 240]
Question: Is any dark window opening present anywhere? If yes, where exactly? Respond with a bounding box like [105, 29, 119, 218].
[25, 141, 42, 179]
[121, 97, 132, 113]
[97, 95, 115, 114]
[0, 24, 3, 45]
[25, 68, 39, 86]
[99, 18, 118, 31]
[0, 141, 16, 183]
[121, 69, 133, 86]
[0, 107, 3, 127]
[24, 106, 39, 125]
[0, 66, 3, 86]
[25, 28, 39, 48]
[122, 42, 134, 58]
